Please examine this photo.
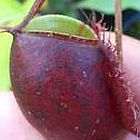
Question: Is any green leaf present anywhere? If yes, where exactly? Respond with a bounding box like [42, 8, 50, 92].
[0, 0, 35, 91]
[0, 0, 35, 25]
[22, 0, 35, 11]
[76, 0, 140, 14]
[0, 33, 13, 91]
[0, 0, 23, 24]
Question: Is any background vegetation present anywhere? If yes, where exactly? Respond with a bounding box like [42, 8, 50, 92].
[0, 0, 140, 91]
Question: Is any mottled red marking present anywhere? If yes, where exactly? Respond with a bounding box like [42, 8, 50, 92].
[10, 32, 140, 140]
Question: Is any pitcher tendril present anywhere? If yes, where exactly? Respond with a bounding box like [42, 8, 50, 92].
[115, 0, 123, 67]
[13, 0, 45, 32]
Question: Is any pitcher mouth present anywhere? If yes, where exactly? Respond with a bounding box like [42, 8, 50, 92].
[14, 31, 100, 47]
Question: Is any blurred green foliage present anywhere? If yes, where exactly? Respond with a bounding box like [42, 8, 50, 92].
[0, 0, 34, 24]
[0, 33, 12, 90]
[77, 0, 140, 14]
[125, 22, 140, 39]
[0, 0, 140, 91]
[0, 0, 35, 90]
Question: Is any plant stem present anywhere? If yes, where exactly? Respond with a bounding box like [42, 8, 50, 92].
[13, 0, 45, 31]
[115, 0, 123, 67]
